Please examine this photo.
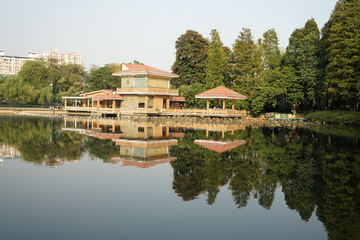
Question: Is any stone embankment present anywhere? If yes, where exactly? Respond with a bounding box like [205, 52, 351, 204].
[3, 108, 321, 129]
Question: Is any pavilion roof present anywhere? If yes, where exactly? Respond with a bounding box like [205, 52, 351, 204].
[80, 89, 113, 96]
[193, 140, 246, 153]
[92, 94, 124, 100]
[195, 86, 247, 99]
[113, 64, 179, 78]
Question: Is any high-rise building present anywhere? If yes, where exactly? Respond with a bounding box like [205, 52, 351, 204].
[42, 48, 84, 66]
[0, 50, 38, 76]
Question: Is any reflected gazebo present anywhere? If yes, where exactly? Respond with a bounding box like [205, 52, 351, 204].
[194, 127, 247, 153]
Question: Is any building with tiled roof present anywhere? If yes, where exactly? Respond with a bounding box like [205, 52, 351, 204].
[111, 63, 180, 116]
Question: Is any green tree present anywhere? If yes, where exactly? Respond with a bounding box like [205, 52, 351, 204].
[171, 30, 209, 88]
[18, 58, 49, 89]
[251, 67, 303, 114]
[262, 28, 281, 71]
[323, 0, 360, 110]
[205, 29, 226, 89]
[284, 18, 320, 109]
[86, 63, 122, 92]
[232, 28, 257, 97]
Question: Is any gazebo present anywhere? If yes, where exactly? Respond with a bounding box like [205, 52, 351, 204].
[195, 85, 247, 109]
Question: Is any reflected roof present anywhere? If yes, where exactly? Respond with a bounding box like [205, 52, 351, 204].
[194, 139, 246, 153]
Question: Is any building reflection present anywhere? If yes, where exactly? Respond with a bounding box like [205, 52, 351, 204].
[62, 118, 181, 168]
[111, 122, 178, 168]
[0, 143, 22, 165]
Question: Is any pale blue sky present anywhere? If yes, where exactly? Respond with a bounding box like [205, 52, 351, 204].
[1, 0, 337, 72]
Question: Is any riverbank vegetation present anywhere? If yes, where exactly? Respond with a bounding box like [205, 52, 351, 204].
[307, 110, 360, 125]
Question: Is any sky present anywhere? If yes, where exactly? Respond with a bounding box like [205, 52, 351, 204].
[1, 0, 337, 72]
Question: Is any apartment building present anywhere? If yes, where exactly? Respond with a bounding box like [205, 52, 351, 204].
[0, 50, 38, 76]
[42, 48, 84, 66]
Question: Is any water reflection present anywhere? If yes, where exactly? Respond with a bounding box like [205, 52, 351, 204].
[0, 116, 359, 239]
[0, 116, 84, 166]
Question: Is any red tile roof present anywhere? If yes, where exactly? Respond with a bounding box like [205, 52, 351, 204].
[194, 140, 246, 153]
[113, 64, 179, 78]
[170, 97, 185, 102]
[91, 94, 124, 100]
[80, 89, 113, 96]
[195, 86, 247, 99]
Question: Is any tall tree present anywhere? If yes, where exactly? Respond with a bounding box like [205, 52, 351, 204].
[233, 28, 258, 97]
[323, 0, 360, 110]
[171, 30, 209, 88]
[262, 28, 281, 71]
[284, 18, 320, 108]
[205, 29, 226, 89]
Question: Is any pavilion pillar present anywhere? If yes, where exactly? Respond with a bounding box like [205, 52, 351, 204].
[206, 130, 209, 140]
[113, 100, 116, 111]
[231, 130, 234, 141]
[222, 131, 225, 142]
[232, 99, 234, 109]
[82, 100, 86, 107]
[145, 95, 148, 109]
[217, 99, 219, 108]
[223, 99, 225, 109]
[207, 99, 209, 109]
[65, 99, 67, 107]
[167, 98, 170, 110]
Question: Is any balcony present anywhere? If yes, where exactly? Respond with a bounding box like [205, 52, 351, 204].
[64, 106, 122, 112]
[161, 108, 247, 117]
[116, 87, 178, 95]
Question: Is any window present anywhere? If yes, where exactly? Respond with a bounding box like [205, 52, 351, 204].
[148, 96, 154, 108]
[134, 77, 146, 88]
[138, 95, 145, 108]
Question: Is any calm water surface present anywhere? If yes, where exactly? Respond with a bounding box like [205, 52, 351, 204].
[0, 116, 359, 240]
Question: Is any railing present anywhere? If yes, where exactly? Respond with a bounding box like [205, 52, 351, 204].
[64, 106, 122, 112]
[116, 87, 178, 95]
[162, 108, 246, 115]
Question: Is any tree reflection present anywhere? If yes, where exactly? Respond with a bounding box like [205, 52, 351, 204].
[170, 125, 360, 239]
[85, 137, 120, 163]
[0, 116, 84, 165]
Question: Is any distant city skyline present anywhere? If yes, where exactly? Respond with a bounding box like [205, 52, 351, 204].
[1, 0, 337, 72]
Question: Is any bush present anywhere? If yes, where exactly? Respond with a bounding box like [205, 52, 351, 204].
[307, 110, 360, 125]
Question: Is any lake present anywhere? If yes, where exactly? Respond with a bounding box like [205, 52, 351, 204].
[0, 115, 359, 240]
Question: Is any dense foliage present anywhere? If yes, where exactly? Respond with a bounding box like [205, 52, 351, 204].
[172, 0, 360, 113]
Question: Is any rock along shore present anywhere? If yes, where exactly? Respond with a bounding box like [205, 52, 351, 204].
[5, 109, 322, 129]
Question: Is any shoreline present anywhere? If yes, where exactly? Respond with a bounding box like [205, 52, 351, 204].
[2, 110, 319, 129]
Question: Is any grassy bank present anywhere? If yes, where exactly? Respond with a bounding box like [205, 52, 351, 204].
[307, 110, 360, 125]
